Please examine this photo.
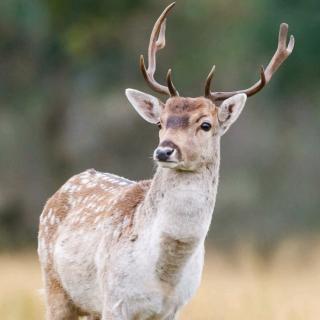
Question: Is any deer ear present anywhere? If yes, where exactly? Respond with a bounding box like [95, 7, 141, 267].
[125, 89, 164, 124]
[218, 93, 247, 135]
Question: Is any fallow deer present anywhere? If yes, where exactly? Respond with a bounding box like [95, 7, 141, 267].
[38, 3, 294, 319]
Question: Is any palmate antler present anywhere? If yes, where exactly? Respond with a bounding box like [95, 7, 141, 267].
[205, 23, 295, 101]
[140, 2, 178, 97]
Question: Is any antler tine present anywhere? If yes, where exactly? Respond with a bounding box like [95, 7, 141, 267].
[264, 23, 294, 82]
[140, 2, 178, 96]
[207, 23, 295, 102]
[205, 65, 215, 98]
[166, 69, 179, 96]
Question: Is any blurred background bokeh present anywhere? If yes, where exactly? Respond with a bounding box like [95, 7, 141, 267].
[0, 0, 319, 319]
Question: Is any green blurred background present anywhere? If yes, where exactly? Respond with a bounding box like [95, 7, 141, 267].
[0, 0, 319, 252]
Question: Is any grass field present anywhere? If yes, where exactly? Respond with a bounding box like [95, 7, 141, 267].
[0, 238, 319, 320]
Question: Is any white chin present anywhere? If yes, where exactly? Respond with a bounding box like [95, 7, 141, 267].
[156, 161, 179, 169]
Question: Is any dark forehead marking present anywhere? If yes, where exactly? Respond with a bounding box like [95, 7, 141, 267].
[166, 115, 189, 129]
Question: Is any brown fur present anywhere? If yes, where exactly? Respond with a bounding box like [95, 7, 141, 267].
[160, 97, 219, 132]
[156, 232, 197, 286]
[39, 170, 149, 246]
[112, 180, 151, 239]
[166, 97, 210, 113]
[43, 276, 79, 320]
[38, 169, 138, 271]
[38, 170, 148, 319]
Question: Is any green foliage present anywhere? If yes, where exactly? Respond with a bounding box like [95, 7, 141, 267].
[0, 0, 319, 249]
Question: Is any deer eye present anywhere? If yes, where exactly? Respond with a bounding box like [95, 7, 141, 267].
[200, 122, 212, 131]
[157, 122, 162, 129]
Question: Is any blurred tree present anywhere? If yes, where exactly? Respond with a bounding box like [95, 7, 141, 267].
[0, 0, 319, 250]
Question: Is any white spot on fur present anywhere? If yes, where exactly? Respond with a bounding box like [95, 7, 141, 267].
[47, 208, 52, 219]
[50, 215, 56, 225]
[87, 182, 97, 188]
[82, 196, 89, 204]
[42, 216, 47, 225]
[80, 216, 86, 224]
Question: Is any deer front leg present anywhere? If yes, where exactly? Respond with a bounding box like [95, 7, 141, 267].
[43, 274, 78, 320]
[101, 299, 125, 320]
[163, 310, 178, 320]
[164, 315, 177, 320]
[87, 316, 101, 320]
[103, 296, 145, 320]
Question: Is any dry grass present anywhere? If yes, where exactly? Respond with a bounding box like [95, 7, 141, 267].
[180, 238, 320, 320]
[0, 238, 319, 320]
[0, 252, 44, 320]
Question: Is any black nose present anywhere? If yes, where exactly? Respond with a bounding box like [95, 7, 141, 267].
[155, 147, 174, 161]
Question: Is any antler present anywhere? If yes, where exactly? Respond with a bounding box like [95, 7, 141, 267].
[140, 2, 179, 97]
[205, 23, 295, 101]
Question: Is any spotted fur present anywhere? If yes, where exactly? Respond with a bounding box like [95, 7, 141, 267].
[38, 93, 247, 319]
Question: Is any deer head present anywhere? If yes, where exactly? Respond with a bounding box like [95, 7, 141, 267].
[126, 2, 294, 171]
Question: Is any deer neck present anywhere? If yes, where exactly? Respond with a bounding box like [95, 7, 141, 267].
[138, 149, 220, 286]
[148, 158, 219, 238]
